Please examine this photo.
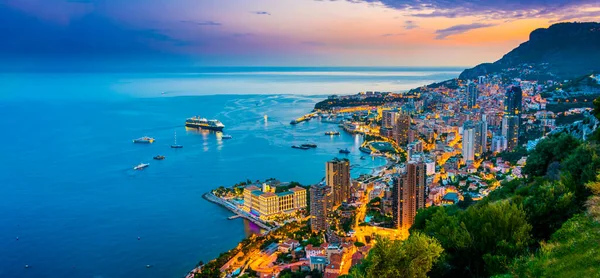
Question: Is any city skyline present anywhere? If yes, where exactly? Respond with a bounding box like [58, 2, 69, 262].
[2, 0, 599, 68]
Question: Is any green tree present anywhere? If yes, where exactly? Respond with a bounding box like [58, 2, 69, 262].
[363, 233, 443, 278]
[522, 180, 577, 240]
[457, 194, 475, 209]
[523, 133, 581, 177]
[560, 144, 600, 202]
[411, 206, 443, 232]
[461, 201, 532, 276]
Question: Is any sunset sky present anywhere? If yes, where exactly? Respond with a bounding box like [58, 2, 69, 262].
[2, 0, 599, 68]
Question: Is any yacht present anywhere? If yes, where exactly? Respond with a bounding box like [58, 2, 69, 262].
[133, 136, 154, 144]
[134, 163, 149, 170]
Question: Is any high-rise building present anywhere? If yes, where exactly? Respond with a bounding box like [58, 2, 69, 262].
[504, 86, 523, 116]
[462, 119, 487, 162]
[382, 109, 399, 129]
[310, 182, 329, 232]
[503, 86, 522, 151]
[502, 115, 520, 150]
[326, 158, 350, 207]
[393, 113, 411, 146]
[392, 161, 426, 230]
[462, 121, 476, 163]
[466, 82, 478, 109]
[491, 135, 508, 153]
[478, 76, 486, 84]
[481, 114, 488, 153]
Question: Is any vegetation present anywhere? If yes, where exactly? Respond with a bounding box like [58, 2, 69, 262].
[497, 146, 527, 165]
[507, 179, 600, 277]
[347, 100, 600, 278]
[349, 233, 443, 278]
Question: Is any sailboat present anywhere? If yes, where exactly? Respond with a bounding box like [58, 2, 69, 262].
[170, 131, 183, 148]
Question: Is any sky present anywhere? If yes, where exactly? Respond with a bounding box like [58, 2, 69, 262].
[1, 0, 600, 69]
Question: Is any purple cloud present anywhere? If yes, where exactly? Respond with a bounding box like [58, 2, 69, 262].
[342, 0, 599, 19]
[381, 33, 405, 37]
[555, 10, 600, 22]
[181, 20, 222, 26]
[435, 23, 495, 39]
[404, 20, 418, 30]
[253, 11, 271, 15]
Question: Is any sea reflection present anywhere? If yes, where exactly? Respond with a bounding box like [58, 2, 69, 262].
[243, 219, 266, 236]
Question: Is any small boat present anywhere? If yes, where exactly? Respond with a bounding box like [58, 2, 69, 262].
[171, 131, 183, 149]
[325, 131, 340, 136]
[133, 136, 154, 144]
[301, 143, 317, 148]
[134, 163, 149, 170]
[222, 134, 233, 139]
[153, 155, 165, 160]
[339, 148, 350, 154]
[292, 145, 311, 150]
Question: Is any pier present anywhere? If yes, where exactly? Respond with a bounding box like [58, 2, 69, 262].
[290, 113, 316, 125]
[202, 192, 273, 231]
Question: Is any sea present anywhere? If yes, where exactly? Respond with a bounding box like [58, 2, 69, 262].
[0, 67, 460, 278]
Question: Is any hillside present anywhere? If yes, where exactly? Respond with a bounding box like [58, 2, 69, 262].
[460, 22, 600, 80]
[347, 100, 600, 277]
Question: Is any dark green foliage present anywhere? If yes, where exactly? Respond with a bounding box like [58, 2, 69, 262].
[522, 180, 578, 240]
[354, 241, 365, 247]
[423, 201, 532, 277]
[457, 194, 474, 209]
[560, 144, 600, 202]
[483, 179, 523, 203]
[498, 146, 527, 165]
[508, 213, 600, 278]
[523, 133, 581, 177]
[411, 206, 443, 232]
[352, 233, 443, 278]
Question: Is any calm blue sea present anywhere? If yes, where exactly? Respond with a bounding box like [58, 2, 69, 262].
[0, 67, 459, 278]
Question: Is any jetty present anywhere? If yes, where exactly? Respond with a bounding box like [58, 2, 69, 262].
[290, 113, 316, 125]
[202, 192, 273, 231]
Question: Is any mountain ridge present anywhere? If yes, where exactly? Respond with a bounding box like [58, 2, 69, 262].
[460, 22, 600, 80]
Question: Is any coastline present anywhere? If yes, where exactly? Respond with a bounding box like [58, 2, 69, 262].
[201, 192, 274, 232]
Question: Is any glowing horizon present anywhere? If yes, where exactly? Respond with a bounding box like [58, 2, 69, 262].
[1, 0, 599, 68]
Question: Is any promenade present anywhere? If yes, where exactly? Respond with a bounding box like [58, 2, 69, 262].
[202, 192, 273, 231]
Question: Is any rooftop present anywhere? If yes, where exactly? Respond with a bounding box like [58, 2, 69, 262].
[276, 191, 294, 197]
[289, 186, 306, 192]
[245, 185, 261, 191]
[262, 192, 277, 198]
[251, 190, 263, 196]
